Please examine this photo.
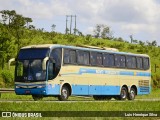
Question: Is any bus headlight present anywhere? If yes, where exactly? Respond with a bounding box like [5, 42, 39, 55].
[16, 86, 20, 88]
[37, 85, 45, 88]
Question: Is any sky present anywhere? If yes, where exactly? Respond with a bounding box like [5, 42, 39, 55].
[0, 0, 160, 44]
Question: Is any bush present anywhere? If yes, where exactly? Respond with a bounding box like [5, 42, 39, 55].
[152, 74, 160, 88]
[1, 70, 14, 87]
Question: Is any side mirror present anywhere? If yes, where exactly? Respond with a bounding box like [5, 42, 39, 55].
[42, 57, 49, 70]
[8, 58, 15, 69]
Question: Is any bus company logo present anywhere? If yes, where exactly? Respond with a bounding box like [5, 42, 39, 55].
[2, 112, 11, 117]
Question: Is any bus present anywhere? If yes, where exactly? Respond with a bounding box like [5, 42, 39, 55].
[9, 44, 151, 101]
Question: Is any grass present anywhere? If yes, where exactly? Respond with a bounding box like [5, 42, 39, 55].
[0, 89, 160, 119]
[0, 101, 160, 111]
[0, 101, 159, 120]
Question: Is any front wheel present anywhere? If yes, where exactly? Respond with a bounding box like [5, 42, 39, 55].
[128, 88, 136, 100]
[58, 86, 69, 101]
[32, 95, 43, 101]
[115, 87, 127, 100]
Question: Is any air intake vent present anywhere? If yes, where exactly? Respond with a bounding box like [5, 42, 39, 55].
[138, 80, 149, 92]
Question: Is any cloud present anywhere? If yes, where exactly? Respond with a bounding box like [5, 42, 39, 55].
[0, 0, 160, 43]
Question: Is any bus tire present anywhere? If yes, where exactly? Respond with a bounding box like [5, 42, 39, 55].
[116, 87, 127, 100]
[32, 95, 43, 101]
[128, 88, 136, 100]
[58, 86, 69, 101]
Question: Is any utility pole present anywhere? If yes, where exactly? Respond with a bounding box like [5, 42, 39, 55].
[130, 35, 133, 43]
[70, 15, 72, 34]
[65, 15, 77, 34]
[74, 15, 76, 35]
[66, 15, 68, 34]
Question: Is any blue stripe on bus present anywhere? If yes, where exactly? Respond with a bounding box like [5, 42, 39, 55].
[15, 84, 60, 95]
[71, 85, 151, 95]
[136, 72, 151, 77]
[61, 68, 151, 77]
[15, 84, 151, 96]
[71, 85, 120, 95]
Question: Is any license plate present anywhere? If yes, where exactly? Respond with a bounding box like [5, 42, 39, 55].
[25, 90, 30, 94]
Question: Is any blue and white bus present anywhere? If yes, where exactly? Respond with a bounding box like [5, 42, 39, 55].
[9, 44, 151, 101]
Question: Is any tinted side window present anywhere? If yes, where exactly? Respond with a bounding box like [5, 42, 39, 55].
[63, 49, 77, 64]
[143, 58, 149, 70]
[50, 48, 62, 67]
[84, 52, 90, 65]
[64, 49, 69, 63]
[97, 53, 103, 66]
[115, 55, 121, 67]
[115, 55, 126, 68]
[120, 56, 126, 68]
[103, 54, 114, 67]
[70, 50, 76, 64]
[77, 51, 89, 65]
[50, 48, 62, 79]
[90, 52, 97, 66]
[137, 57, 143, 69]
[126, 56, 136, 69]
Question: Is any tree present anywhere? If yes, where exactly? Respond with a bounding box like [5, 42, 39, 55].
[151, 40, 157, 46]
[0, 24, 14, 69]
[0, 10, 16, 27]
[51, 24, 56, 32]
[139, 41, 145, 46]
[93, 24, 113, 39]
[24, 17, 32, 28]
[93, 24, 101, 38]
[0, 10, 33, 51]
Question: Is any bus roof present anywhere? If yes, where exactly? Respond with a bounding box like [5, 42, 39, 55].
[21, 44, 149, 57]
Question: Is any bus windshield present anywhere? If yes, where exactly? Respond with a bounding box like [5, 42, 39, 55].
[15, 59, 46, 82]
[15, 48, 49, 82]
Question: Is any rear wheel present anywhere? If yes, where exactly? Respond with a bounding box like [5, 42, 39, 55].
[58, 86, 69, 101]
[128, 88, 136, 100]
[32, 95, 43, 101]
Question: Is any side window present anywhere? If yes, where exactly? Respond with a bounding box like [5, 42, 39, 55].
[127, 56, 136, 69]
[50, 48, 62, 67]
[115, 55, 126, 68]
[137, 57, 143, 69]
[120, 55, 126, 68]
[84, 52, 90, 65]
[77, 51, 89, 65]
[70, 50, 76, 64]
[97, 53, 103, 66]
[64, 49, 69, 63]
[103, 54, 114, 67]
[90, 52, 97, 66]
[49, 48, 62, 79]
[143, 58, 149, 70]
[63, 49, 76, 64]
[48, 62, 54, 80]
[115, 55, 121, 67]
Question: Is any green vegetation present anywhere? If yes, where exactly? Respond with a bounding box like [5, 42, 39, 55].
[0, 90, 160, 119]
[0, 10, 160, 89]
[1, 101, 160, 111]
